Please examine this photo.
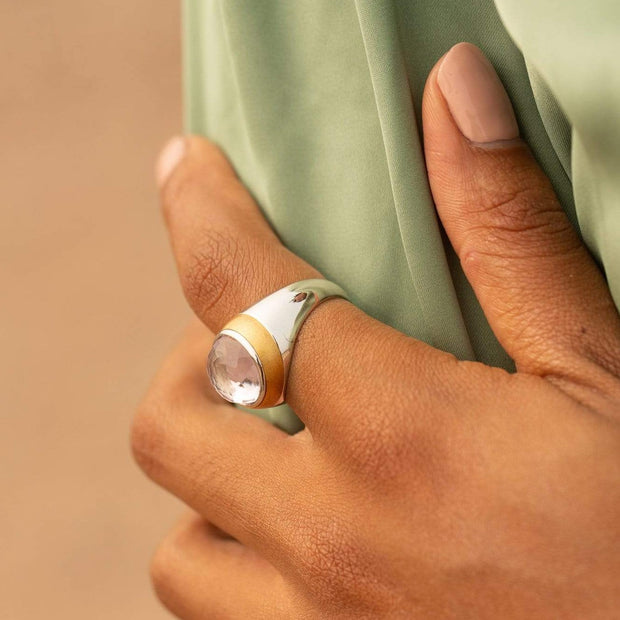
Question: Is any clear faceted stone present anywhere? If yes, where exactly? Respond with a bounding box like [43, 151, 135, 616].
[207, 334, 263, 405]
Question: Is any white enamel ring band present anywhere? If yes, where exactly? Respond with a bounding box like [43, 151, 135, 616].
[207, 279, 348, 409]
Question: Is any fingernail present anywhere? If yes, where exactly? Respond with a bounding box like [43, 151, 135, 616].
[437, 43, 519, 143]
[156, 136, 186, 187]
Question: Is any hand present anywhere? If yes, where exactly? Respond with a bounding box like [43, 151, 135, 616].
[132, 43, 620, 619]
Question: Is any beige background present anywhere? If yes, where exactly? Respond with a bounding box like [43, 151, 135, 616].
[1, 2, 188, 618]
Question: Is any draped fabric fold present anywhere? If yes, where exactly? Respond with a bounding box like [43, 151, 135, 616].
[353, 0, 474, 360]
[183, 0, 619, 429]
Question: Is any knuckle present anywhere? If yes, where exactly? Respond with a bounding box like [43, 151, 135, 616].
[490, 190, 566, 237]
[181, 229, 245, 318]
[342, 412, 417, 481]
[460, 150, 581, 257]
[150, 536, 184, 612]
[130, 395, 170, 480]
[342, 410, 445, 498]
[462, 185, 578, 261]
[332, 352, 454, 487]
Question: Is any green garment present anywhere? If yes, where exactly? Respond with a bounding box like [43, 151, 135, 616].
[183, 0, 620, 432]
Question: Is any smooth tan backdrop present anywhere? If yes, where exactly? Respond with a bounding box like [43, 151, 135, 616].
[1, 2, 188, 618]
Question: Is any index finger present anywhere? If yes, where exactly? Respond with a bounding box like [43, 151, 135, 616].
[157, 135, 466, 440]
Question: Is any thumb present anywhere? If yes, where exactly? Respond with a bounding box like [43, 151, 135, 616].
[422, 43, 620, 392]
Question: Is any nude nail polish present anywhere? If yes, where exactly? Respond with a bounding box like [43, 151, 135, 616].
[437, 42, 519, 143]
[156, 136, 186, 187]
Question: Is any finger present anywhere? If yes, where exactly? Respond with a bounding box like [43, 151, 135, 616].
[156, 136, 463, 439]
[157, 136, 322, 330]
[150, 513, 293, 619]
[422, 43, 620, 390]
[131, 320, 308, 564]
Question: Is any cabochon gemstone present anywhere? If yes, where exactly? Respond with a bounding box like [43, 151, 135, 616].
[207, 334, 263, 405]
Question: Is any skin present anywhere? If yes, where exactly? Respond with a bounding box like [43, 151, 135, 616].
[131, 48, 620, 619]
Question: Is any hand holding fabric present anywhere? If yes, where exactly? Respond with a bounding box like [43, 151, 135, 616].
[133, 44, 620, 619]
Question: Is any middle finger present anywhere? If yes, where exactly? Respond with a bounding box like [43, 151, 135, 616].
[131, 320, 312, 565]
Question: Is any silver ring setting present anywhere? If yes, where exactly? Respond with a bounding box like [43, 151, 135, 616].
[207, 279, 348, 408]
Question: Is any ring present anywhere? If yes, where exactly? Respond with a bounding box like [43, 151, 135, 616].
[207, 279, 348, 409]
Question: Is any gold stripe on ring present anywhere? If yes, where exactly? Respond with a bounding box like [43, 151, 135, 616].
[221, 313, 284, 409]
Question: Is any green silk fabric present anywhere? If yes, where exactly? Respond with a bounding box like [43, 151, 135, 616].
[183, 1, 620, 432]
